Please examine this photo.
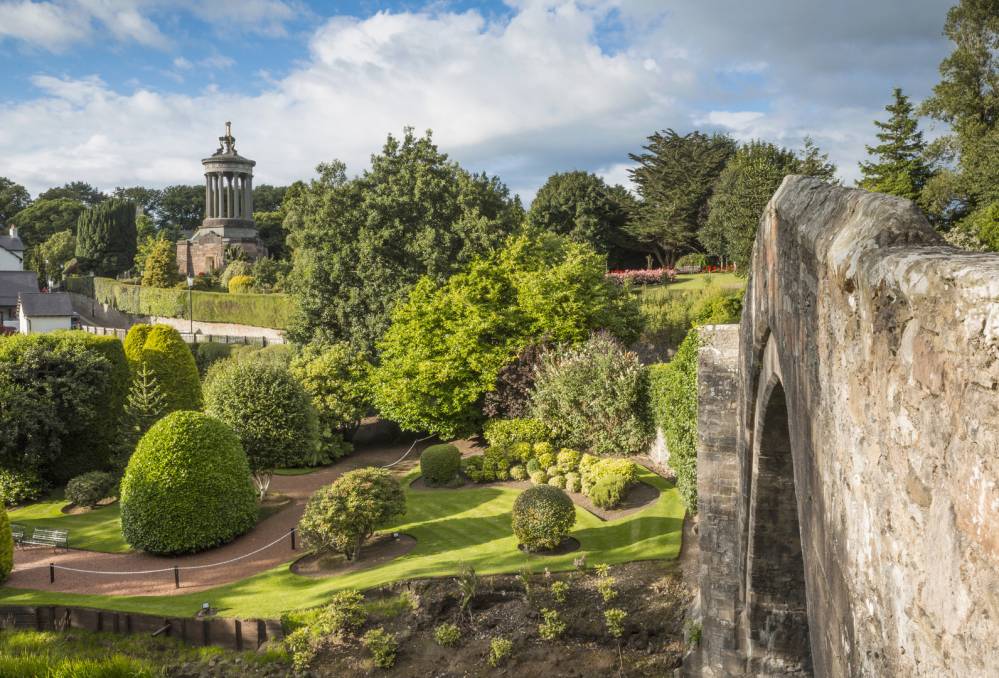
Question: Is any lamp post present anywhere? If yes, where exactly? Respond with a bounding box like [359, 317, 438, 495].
[187, 275, 194, 336]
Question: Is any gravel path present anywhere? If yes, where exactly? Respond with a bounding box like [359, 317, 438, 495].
[6, 440, 432, 597]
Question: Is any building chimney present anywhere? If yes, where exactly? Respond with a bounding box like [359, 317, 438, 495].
[9, 225, 16, 239]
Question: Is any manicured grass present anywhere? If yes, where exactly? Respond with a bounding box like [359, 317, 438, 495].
[0, 467, 685, 619]
[274, 467, 318, 476]
[8, 498, 129, 553]
[638, 272, 745, 299]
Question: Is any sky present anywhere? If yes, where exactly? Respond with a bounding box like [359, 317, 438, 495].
[0, 0, 956, 203]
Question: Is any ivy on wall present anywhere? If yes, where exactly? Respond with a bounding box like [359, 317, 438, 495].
[647, 327, 700, 513]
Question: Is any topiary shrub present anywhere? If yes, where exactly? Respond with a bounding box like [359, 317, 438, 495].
[564, 472, 581, 494]
[420, 444, 462, 485]
[525, 459, 541, 476]
[0, 506, 12, 583]
[227, 274, 256, 294]
[125, 324, 202, 413]
[65, 471, 116, 508]
[547, 474, 566, 489]
[529, 470, 547, 486]
[536, 451, 556, 472]
[204, 360, 320, 498]
[0, 468, 44, 507]
[589, 475, 629, 509]
[511, 442, 533, 463]
[556, 448, 582, 473]
[509, 465, 527, 481]
[120, 411, 257, 555]
[511, 485, 576, 551]
[482, 418, 552, 450]
[482, 447, 511, 481]
[581, 458, 639, 498]
[462, 456, 484, 483]
[530, 332, 651, 455]
[298, 468, 405, 561]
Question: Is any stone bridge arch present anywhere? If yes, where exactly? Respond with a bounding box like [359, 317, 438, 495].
[694, 177, 999, 677]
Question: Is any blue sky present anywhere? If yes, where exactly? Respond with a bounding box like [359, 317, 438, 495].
[0, 0, 955, 201]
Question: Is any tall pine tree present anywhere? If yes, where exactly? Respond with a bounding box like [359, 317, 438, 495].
[76, 198, 138, 276]
[857, 88, 931, 201]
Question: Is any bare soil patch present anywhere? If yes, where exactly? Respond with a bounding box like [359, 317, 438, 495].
[290, 534, 417, 578]
[61, 497, 117, 515]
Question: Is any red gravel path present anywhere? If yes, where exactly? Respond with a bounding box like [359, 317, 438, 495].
[5, 440, 442, 597]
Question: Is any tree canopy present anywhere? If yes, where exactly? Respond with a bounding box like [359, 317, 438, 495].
[286, 128, 524, 353]
[157, 185, 204, 231]
[0, 177, 31, 225]
[75, 198, 138, 276]
[625, 129, 736, 267]
[858, 88, 932, 201]
[371, 232, 642, 438]
[38, 181, 107, 207]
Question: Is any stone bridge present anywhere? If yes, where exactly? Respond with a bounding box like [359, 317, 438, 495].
[694, 176, 999, 677]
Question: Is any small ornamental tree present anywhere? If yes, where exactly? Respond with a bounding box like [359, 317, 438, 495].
[204, 360, 320, 498]
[141, 238, 179, 288]
[420, 444, 461, 485]
[0, 505, 11, 583]
[530, 333, 652, 456]
[482, 342, 550, 419]
[120, 411, 257, 555]
[289, 341, 372, 445]
[298, 468, 405, 561]
[511, 485, 576, 552]
[119, 362, 167, 468]
[125, 324, 202, 412]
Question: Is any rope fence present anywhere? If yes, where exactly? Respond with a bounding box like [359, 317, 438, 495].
[43, 435, 435, 589]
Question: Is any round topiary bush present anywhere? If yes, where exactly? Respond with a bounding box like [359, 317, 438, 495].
[509, 464, 527, 481]
[204, 360, 320, 477]
[529, 470, 547, 486]
[141, 325, 202, 412]
[512, 485, 576, 551]
[65, 471, 116, 508]
[0, 506, 12, 583]
[120, 411, 257, 555]
[420, 444, 461, 486]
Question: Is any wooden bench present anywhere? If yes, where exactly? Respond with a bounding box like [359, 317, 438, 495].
[21, 528, 68, 549]
[10, 524, 25, 545]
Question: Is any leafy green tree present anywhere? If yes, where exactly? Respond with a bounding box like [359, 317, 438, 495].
[141, 237, 179, 288]
[289, 342, 372, 442]
[921, 0, 999, 241]
[796, 136, 839, 182]
[36, 230, 76, 285]
[204, 360, 320, 498]
[298, 467, 406, 561]
[857, 88, 931, 201]
[625, 130, 736, 266]
[372, 233, 642, 438]
[9, 198, 85, 249]
[76, 198, 138, 276]
[39, 181, 107, 206]
[252, 184, 288, 212]
[0, 177, 31, 224]
[113, 186, 162, 216]
[157, 185, 204, 231]
[255, 210, 288, 260]
[286, 129, 524, 353]
[528, 171, 643, 266]
[701, 141, 801, 271]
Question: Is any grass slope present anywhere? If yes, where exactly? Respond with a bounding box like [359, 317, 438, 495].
[8, 499, 129, 553]
[0, 468, 684, 619]
[638, 272, 745, 299]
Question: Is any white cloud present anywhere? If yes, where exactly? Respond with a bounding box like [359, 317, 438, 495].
[173, 56, 192, 69]
[0, 1, 88, 50]
[0, 0, 955, 197]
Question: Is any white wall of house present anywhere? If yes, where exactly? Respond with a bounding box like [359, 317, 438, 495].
[19, 315, 72, 334]
[0, 248, 22, 271]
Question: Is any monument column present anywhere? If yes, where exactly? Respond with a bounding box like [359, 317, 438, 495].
[205, 175, 211, 218]
[235, 175, 242, 217]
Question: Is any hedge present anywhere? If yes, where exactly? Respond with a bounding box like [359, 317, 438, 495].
[0, 506, 12, 582]
[134, 324, 203, 412]
[647, 328, 700, 513]
[66, 276, 295, 329]
[120, 411, 257, 555]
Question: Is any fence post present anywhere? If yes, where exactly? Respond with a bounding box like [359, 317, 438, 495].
[49, 563, 54, 584]
[173, 565, 180, 589]
[290, 528, 296, 551]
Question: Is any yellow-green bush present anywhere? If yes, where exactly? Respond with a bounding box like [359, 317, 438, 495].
[129, 324, 202, 412]
[0, 505, 12, 582]
[227, 274, 256, 294]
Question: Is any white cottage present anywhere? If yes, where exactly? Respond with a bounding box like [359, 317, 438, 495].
[18, 292, 74, 334]
[0, 226, 24, 271]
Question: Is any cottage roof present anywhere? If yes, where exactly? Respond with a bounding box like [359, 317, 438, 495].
[0, 271, 39, 306]
[0, 234, 24, 253]
[18, 292, 74, 317]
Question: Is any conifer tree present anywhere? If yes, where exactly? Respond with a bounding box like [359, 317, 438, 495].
[76, 198, 138, 276]
[117, 363, 167, 469]
[857, 88, 931, 201]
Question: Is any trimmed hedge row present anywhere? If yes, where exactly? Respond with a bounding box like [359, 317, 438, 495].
[67, 276, 295, 329]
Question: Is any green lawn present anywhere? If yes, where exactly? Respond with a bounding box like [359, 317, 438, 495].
[0, 467, 685, 619]
[638, 272, 746, 299]
[8, 499, 129, 553]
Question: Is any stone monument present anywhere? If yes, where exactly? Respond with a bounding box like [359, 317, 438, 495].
[177, 122, 266, 277]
